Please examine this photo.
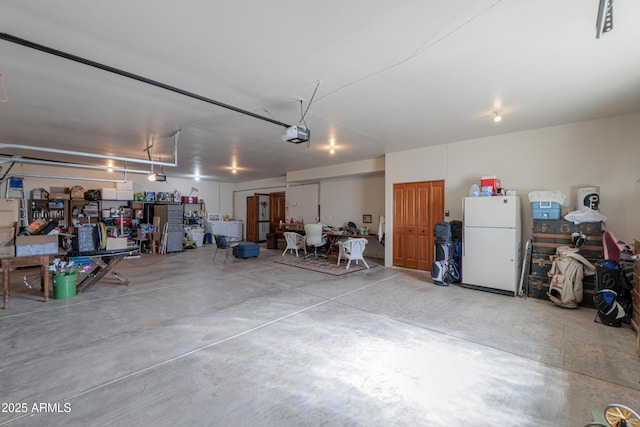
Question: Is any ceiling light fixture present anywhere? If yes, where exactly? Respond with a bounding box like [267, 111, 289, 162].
[596, 0, 614, 39]
[493, 111, 502, 122]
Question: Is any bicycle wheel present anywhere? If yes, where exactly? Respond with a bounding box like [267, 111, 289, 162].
[604, 404, 640, 427]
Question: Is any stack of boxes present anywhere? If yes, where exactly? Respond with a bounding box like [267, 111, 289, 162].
[0, 198, 20, 258]
[527, 217, 604, 308]
[0, 198, 59, 258]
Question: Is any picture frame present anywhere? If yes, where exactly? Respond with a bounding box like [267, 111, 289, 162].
[362, 214, 372, 224]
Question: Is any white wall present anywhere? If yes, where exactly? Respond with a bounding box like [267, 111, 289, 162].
[319, 175, 385, 232]
[385, 112, 640, 266]
[231, 174, 385, 241]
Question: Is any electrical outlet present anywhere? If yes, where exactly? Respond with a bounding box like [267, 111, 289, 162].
[444, 210, 450, 217]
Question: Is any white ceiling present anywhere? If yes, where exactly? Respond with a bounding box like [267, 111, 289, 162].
[1, 1, 639, 183]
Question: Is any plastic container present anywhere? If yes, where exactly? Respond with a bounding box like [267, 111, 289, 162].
[469, 182, 480, 197]
[576, 187, 599, 211]
[480, 176, 501, 194]
[530, 201, 562, 220]
[53, 274, 77, 299]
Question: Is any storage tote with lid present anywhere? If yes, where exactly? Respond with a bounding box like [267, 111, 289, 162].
[528, 191, 566, 220]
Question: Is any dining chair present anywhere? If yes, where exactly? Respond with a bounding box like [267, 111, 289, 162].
[212, 235, 239, 263]
[337, 238, 369, 269]
[304, 223, 327, 259]
[282, 232, 307, 257]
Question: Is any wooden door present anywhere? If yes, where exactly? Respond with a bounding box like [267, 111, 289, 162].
[246, 193, 270, 242]
[416, 183, 431, 271]
[270, 192, 286, 233]
[393, 184, 407, 266]
[246, 196, 257, 242]
[393, 180, 445, 271]
[417, 181, 445, 270]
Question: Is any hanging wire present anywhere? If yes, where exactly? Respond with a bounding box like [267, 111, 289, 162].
[300, 80, 321, 127]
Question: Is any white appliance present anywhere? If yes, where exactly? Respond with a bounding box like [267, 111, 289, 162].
[462, 196, 521, 295]
[206, 219, 244, 242]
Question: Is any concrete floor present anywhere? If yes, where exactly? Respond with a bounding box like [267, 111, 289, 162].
[1, 244, 639, 426]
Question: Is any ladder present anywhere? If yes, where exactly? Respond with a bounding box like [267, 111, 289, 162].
[4, 177, 28, 228]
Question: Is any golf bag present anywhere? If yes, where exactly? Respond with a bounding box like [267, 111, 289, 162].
[449, 220, 463, 276]
[593, 260, 633, 327]
[433, 221, 452, 242]
[430, 222, 460, 286]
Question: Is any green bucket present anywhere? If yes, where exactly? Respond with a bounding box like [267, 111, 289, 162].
[53, 273, 77, 300]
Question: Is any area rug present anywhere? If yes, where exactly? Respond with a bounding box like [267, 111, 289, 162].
[274, 256, 377, 276]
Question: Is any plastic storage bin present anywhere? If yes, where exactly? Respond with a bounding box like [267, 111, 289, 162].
[266, 233, 278, 249]
[530, 201, 562, 220]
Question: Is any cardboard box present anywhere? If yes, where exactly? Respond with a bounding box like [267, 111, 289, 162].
[116, 190, 134, 200]
[71, 188, 85, 199]
[102, 188, 117, 200]
[31, 188, 49, 200]
[116, 181, 133, 190]
[106, 237, 128, 250]
[15, 234, 59, 256]
[0, 227, 16, 246]
[0, 245, 15, 258]
[50, 193, 71, 200]
[50, 187, 69, 194]
[0, 198, 20, 226]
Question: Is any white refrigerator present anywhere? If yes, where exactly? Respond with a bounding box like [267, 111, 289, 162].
[462, 196, 521, 295]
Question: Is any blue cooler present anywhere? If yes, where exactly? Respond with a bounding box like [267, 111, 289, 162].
[233, 242, 260, 259]
[530, 201, 562, 220]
